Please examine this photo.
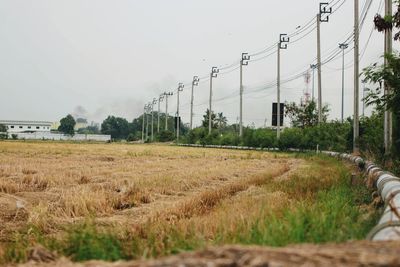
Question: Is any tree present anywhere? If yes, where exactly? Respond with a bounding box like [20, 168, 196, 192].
[0, 124, 7, 139]
[201, 109, 217, 129]
[58, 114, 76, 135]
[77, 125, 100, 135]
[363, 2, 400, 155]
[216, 112, 228, 129]
[101, 116, 130, 140]
[373, 3, 400, 40]
[0, 124, 7, 132]
[285, 100, 330, 128]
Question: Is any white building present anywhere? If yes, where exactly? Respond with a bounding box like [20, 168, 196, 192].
[0, 120, 52, 133]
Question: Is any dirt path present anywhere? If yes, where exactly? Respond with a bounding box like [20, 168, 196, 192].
[16, 241, 400, 266]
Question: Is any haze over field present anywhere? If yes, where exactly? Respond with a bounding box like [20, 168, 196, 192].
[0, 0, 394, 126]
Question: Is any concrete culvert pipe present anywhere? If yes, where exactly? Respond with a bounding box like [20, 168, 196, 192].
[369, 193, 400, 241]
[376, 174, 400, 195]
[381, 181, 400, 203]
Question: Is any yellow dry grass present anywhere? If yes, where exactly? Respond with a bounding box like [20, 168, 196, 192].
[0, 141, 301, 246]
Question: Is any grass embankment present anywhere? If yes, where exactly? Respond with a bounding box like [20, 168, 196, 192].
[2, 152, 378, 263]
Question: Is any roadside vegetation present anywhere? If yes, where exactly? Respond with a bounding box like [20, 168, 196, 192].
[0, 143, 378, 263]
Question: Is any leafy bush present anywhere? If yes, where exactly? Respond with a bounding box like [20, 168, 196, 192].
[127, 133, 138, 142]
[278, 128, 303, 150]
[0, 133, 8, 140]
[157, 130, 175, 142]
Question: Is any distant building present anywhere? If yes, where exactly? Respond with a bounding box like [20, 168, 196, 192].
[0, 120, 52, 133]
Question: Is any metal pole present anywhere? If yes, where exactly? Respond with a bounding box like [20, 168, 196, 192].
[384, 0, 393, 154]
[353, 0, 360, 153]
[317, 14, 323, 124]
[209, 72, 213, 134]
[277, 43, 281, 139]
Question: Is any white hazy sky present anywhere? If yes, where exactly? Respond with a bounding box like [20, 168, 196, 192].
[0, 0, 397, 127]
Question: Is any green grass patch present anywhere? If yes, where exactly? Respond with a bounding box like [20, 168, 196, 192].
[63, 220, 125, 261]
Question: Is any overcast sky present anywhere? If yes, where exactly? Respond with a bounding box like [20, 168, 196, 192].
[0, 0, 397, 127]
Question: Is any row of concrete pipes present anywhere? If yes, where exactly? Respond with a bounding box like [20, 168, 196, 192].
[179, 144, 400, 240]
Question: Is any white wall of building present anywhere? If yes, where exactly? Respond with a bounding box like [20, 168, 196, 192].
[0, 121, 52, 133]
[8, 132, 111, 142]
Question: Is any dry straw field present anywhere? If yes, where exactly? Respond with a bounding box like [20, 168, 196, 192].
[0, 141, 377, 264]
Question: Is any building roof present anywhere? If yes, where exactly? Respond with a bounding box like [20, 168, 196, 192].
[0, 120, 53, 126]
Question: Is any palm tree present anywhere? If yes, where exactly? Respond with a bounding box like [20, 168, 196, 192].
[202, 109, 217, 129]
[216, 112, 227, 129]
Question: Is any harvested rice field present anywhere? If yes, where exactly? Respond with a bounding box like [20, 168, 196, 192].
[0, 141, 380, 266]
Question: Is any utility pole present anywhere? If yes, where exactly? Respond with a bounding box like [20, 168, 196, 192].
[384, 0, 393, 154]
[176, 83, 184, 142]
[209, 67, 219, 134]
[146, 102, 150, 141]
[164, 92, 173, 131]
[239, 53, 250, 137]
[158, 94, 164, 133]
[142, 104, 147, 142]
[151, 98, 157, 142]
[310, 64, 317, 100]
[339, 43, 349, 123]
[362, 81, 366, 117]
[190, 76, 200, 130]
[317, 3, 332, 124]
[277, 34, 289, 139]
[354, 0, 360, 153]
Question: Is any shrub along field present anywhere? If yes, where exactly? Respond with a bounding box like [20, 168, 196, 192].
[0, 141, 378, 264]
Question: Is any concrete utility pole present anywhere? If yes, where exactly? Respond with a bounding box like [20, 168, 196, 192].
[158, 94, 164, 133]
[142, 104, 147, 142]
[317, 3, 332, 124]
[190, 76, 200, 130]
[146, 102, 150, 141]
[277, 34, 289, 140]
[164, 92, 173, 131]
[209, 67, 219, 134]
[151, 98, 157, 142]
[384, 0, 393, 154]
[317, 14, 322, 123]
[339, 43, 349, 123]
[239, 53, 250, 137]
[310, 64, 317, 100]
[354, 0, 360, 153]
[176, 83, 184, 142]
[362, 81, 366, 117]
